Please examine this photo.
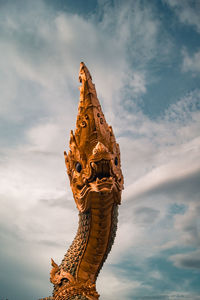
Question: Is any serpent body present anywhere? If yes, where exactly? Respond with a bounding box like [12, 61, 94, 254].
[41, 62, 124, 300]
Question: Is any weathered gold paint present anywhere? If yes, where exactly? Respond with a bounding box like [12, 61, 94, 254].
[50, 63, 124, 300]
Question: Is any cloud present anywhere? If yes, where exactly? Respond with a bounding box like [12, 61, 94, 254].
[133, 207, 160, 225]
[173, 204, 200, 247]
[40, 195, 74, 209]
[182, 49, 200, 73]
[97, 266, 141, 300]
[164, 0, 200, 33]
[96, 0, 161, 65]
[106, 90, 200, 283]
[123, 89, 200, 201]
[124, 156, 200, 202]
[170, 250, 200, 270]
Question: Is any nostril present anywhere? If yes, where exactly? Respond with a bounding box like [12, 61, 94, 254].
[77, 184, 84, 190]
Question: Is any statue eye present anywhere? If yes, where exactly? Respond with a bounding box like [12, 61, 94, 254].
[75, 162, 82, 173]
[114, 157, 118, 166]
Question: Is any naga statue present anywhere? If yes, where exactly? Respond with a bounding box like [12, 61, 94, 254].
[44, 62, 124, 300]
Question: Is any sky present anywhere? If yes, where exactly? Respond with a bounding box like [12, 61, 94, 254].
[0, 0, 200, 299]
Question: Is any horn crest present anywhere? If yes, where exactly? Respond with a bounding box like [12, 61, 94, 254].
[72, 62, 112, 156]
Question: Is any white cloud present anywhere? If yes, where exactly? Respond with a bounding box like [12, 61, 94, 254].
[174, 203, 200, 247]
[97, 267, 141, 300]
[164, 0, 200, 33]
[125, 71, 147, 95]
[182, 49, 200, 73]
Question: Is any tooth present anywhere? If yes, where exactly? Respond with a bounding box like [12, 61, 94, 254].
[83, 178, 88, 185]
[91, 162, 97, 171]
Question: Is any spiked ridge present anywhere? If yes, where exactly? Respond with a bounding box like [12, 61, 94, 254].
[74, 62, 113, 156]
[49, 63, 124, 300]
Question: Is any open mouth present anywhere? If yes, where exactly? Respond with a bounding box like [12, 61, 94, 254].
[77, 159, 117, 198]
[89, 159, 112, 183]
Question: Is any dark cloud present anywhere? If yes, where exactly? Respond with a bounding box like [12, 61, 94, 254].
[180, 258, 200, 270]
[170, 250, 200, 270]
[155, 169, 200, 201]
[128, 168, 200, 204]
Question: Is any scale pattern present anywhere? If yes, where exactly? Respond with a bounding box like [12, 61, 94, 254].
[96, 204, 118, 278]
[61, 212, 91, 276]
[52, 205, 119, 300]
[53, 212, 91, 298]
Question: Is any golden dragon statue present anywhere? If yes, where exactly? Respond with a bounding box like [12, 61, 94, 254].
[40, 62, 124, 300]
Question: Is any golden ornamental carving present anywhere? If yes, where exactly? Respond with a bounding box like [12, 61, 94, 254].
[48, 62, 124, 300]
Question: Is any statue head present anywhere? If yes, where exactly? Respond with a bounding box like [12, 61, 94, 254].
[64, 62, 124, 212]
